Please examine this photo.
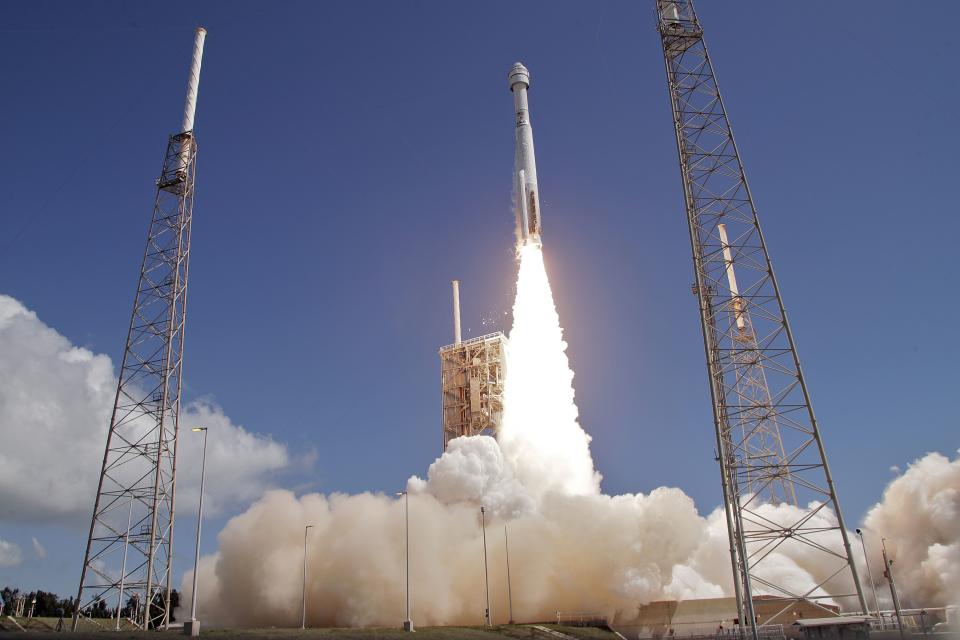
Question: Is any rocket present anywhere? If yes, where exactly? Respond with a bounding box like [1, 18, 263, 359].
[509, 62, 543, 248]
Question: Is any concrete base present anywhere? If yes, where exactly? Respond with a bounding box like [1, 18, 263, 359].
[183, 619, 201, 636]
[402, 620, 414, 632]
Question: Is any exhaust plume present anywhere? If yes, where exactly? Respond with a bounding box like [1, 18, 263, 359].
[181, 247, 959, 627]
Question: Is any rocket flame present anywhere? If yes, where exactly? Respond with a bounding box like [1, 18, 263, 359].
[499, 243, 601, 498]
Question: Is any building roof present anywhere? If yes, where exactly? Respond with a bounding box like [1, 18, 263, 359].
[793, 616, 873, 628]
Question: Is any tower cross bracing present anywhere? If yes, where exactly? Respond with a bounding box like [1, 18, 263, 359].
[654, 1, 867, 635]
[73, 27, 206, 631]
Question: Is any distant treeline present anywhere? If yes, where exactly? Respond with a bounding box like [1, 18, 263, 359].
[1, 587, 74, 618]
[1, 586, 180, 623]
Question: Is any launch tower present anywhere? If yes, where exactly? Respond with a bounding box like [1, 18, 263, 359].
[654, 1, 867, 635]
[439, 281, 507, 450]
[73, 28, 207, 631]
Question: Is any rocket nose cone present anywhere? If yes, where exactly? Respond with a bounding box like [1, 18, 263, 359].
[508, 62, 530, 91]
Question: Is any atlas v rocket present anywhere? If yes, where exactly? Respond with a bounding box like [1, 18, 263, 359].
[509, 62, 543, 248]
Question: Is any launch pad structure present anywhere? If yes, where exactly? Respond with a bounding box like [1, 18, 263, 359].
[440, 280, 507, 450]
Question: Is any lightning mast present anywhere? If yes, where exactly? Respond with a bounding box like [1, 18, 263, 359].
[654, 1, 867, 634]
[73, 27, 207, 631]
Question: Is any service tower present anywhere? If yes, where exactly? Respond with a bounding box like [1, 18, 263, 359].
[439, 281, 507, 450]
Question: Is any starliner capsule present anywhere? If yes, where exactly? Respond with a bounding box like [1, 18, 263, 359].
[509, 62, 543, 248]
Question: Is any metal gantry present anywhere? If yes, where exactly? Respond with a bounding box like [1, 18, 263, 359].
[73, 28, 206, 631]
[439, 332, 507, 451]
[654, 1, 867, 633]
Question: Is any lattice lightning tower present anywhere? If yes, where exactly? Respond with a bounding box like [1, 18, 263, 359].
[73, 27, 207, 631]
[654, 1, 867, 635]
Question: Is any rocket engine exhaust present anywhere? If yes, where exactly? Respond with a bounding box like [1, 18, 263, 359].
[510, 62, 543, 249]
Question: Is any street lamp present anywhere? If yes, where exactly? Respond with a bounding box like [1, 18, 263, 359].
[480, 506, 491, 626]
[302, 524, 314, 629]
[855, 528, 881, 618]
[395, 491, 413, 632]
[504, 524, 514, 624]
[185, 426, 208, 637]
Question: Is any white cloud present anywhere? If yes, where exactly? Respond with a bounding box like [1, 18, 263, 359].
[0, 294, 292, 523]
[0, 539, 23, 567]
[31, 537, 46, 560]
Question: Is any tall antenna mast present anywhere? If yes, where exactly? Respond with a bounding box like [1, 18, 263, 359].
[654, 1, 867, 635]
[73, 27, 207, 631]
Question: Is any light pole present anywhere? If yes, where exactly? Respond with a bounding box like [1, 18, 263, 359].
[302, 524, 313, 629]
[480, 506, 491, 626]
[855, 528, 881, 618]
[881, 538, 906, 639]
[395, 491, 413, 632]
[185, 427, 208, 637]
[504, 524, 514, 624]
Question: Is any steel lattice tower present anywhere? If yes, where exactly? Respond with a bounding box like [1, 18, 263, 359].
[73, 28, 207, 631]
[654, 1, 867, 634]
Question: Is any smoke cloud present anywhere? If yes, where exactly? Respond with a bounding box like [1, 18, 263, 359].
[183, 247, 959, 628]
[861, 450, 960, 609]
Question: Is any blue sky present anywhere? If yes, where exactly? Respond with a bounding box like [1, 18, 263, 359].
[1, 1, 957, 596]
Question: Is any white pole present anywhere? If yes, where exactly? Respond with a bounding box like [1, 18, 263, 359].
[480, 506, 491, 626]
[504, 524, 514, 624]
[301, 525, 313, 629]
[178, 27, 206, 172]
[718, 223, 746, 331]
[181, 28, 207, 134]
[856, 529, 881, 617]
[186, 427, 208, 636]
[395, 491, 413, 632]
[451, 280, 462, 345]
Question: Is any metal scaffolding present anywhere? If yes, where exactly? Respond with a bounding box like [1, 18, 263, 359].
[440, 332, 507, 450]
[73, 28, 205, 631]
[654, 1, 867, 635]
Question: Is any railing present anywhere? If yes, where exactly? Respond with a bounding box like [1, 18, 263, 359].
[556, 611, 608, 627]
[438, 331, 506, 353]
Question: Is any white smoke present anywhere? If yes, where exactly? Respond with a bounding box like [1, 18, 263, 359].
[862, 450, 960, 608]
[183, 247, 960, 627]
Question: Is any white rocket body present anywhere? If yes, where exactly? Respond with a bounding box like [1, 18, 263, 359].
[509, 62, 542, 248]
